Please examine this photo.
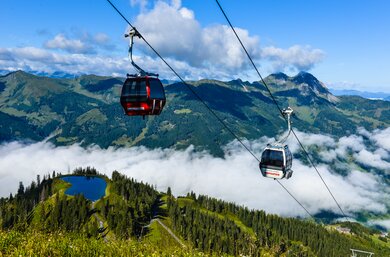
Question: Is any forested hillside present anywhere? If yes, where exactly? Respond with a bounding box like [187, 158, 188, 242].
[0, 71, 389, 156]
[0, 168, 388, 256]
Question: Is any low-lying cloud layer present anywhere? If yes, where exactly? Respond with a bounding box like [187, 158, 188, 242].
[0, 129, 389, 227]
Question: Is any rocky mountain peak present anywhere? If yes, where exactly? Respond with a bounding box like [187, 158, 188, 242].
[265, 71, 338, 104]
[292, 71, 330, 95]
[269, 72, 289, 81]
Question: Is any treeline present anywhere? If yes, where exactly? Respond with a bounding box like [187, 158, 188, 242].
[72, 166, 101, 176]
[0, 168, 99, 234]
[0, 168, 159, 239]
[42, 193, 96, 234]
[167, 193, 314, 256]
[167, 192, 390, 257]
[0, 172, 58, 230]
[1, 169, 388, 257]
[167, 196, 262, 256]
[97, 171, 159, 238]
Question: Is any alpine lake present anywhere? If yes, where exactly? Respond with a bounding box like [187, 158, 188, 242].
[61, 176, 107, 201]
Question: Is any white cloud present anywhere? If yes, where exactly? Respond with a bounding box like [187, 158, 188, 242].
[367, 219, 390, 230]
[202, 25, 261, 70]
[357, 127, 372, 138]
[0, 30, 123, 75]
[6, 47, 53, 61]
[93, 33, 110, 44]
[44, 34, 94, 54]
[354, 149, 390, 170]
[374, 148, 389, 160]
[0, 1, 325, 79]
[372, 127, 390, 152]
[171, 0, 181, 10]
[286, 129, 390, 172]
[0, 129, 388, 220]
[130, 0, 148, 11]
[133, 1, 204, 67]
[319, 149, 338, 163]
[335, 135, 365, 158]
[0, 46, 132, 76]
[261, 45, 325, 72]
[0, 46, 237, 80]
[132, 0, 323, 76]
[282, 162, 386, 215]
[43, 32, 115, 54]
[287, 130, 335, 152]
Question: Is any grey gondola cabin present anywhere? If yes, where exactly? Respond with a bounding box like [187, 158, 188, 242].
[259, 144, 293, 179]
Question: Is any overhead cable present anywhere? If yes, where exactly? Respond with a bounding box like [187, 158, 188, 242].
[105, 0, 315, 219]
[215, 0, 349, 221]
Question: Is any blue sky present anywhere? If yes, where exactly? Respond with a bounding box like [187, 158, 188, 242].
[1, 0, 389, 92]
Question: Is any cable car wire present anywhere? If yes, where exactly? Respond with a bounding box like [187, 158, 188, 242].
[215, 0, 349, 221]
[275, 180, 312, 216]
[291, 129, 348, 219]
[105, 0, 314, 219]
[106, 0, 260, 162]
[214, 0, 284, 116]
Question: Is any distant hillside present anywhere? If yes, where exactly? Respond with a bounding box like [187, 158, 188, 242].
[0, 71, 389, 156]
[329, 88, 390, 101]
[0, 69, 81, 78]
[0, 168, 388, 256]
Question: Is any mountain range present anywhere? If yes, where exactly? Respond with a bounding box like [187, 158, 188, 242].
[0, 69, 81, 79]
[1, 71, 389, 255]
[0, 70, 389, 156]
[329, 88, 390, 101]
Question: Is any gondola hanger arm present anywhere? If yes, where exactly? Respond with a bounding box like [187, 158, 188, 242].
[125, 28, 158, 77]
[278, 107, 293, 144]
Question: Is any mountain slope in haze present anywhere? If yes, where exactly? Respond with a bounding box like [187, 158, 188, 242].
[330, 88, 390, 101]
[1, 169, 388, 256]
[0, 70, 388, 156]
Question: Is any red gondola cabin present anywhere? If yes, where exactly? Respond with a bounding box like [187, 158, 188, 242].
[120, 76, 166, 116]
